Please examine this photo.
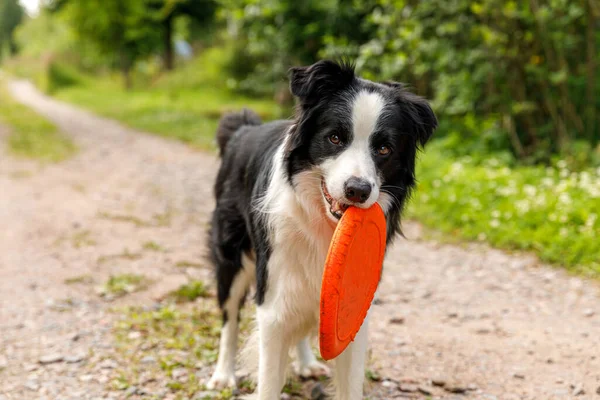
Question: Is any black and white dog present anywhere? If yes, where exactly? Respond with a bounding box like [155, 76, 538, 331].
[207, 60, 437, 399]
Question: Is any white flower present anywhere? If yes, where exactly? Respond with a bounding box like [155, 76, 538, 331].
[490, 219, 500, 228]
[491, 210, 501, 218]
[559, 227, 569, 237]
[523, 185, 536, 197]
[557, 160, 568, 169]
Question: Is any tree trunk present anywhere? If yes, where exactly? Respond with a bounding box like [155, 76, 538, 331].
[164, 15, 174, 71]
[8, 36, 18, 55]
[120, 50, 133, 90]
[585, 2, 597, 142]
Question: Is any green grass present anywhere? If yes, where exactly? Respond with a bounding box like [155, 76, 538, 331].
[167, 281, 210, 304]
[52, 48, 286, 150]
[409, 141, 600, 276]
[0, 80, 76, 161]
[98, 274, 148, 298]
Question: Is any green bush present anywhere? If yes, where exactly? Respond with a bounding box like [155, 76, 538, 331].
[223, 0, 599, 163]
[45, 59, 86, 94]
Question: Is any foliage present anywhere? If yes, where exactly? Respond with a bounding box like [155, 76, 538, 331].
[0, 80, 76, 161]
[0, 0, 24, 57]
[222, 0, 377, 97]
[54, 0, 163, 88]
[146, 0, 218, 70]
[410, 141, 600, 275]
[224, 0, 600, 162]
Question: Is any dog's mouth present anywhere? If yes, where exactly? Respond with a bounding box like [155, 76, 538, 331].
[321, 179, 349, 220]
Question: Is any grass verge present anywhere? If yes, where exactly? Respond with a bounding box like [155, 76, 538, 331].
[409, 141, 600, 276]
[0, 79, 76, 161]
[52, 48, 286, 150]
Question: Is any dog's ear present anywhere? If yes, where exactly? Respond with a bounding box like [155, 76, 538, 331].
[385, 82, 437, 147]
[289, 60, 355, 104]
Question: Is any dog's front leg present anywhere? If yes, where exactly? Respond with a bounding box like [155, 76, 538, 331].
[333, 314, 370, 400]
[256, 307, 290, 400]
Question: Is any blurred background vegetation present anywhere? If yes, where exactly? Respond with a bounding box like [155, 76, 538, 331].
[0, 0, 599, 274]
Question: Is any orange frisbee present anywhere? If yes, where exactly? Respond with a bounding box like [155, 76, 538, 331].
[319, 203, 387, 360]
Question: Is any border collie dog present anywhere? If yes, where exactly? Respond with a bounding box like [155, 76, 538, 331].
[207, 60, 437, 399]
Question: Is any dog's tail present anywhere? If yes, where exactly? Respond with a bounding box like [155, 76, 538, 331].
[216, 109, 262, 156]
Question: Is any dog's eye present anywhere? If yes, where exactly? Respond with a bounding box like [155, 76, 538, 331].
[329, 134, 342, 145]
[378, 145, 391, 156]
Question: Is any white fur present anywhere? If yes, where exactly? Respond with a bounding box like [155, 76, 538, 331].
[207, 254, 255, 390]
[322, 90, 386, 216]
[333, 312, 370, 400]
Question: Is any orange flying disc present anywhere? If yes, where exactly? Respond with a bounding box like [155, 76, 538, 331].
[319, 203, 386, 360]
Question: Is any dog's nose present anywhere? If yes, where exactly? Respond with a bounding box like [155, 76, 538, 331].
[344, 177, 372, 204]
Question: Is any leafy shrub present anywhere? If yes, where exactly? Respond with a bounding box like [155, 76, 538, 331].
[223, 0, 599, 162]
[45, 59, 86, 93]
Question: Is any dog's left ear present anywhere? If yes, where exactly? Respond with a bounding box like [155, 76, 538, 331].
[289, 60, 355, 105]
[383, 82, 438, 147]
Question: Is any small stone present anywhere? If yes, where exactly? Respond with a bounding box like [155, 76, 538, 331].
[447, 312, 459, 319]
[513, 372, 525, 379]
[417, 385, 433, 395]
[431, 377, 447, 387]
[280, 394, 291, 400]
[572, 384, 585, 396]
[24, 379, 40, 391]
[39, 354, 63, 365]
[475, 327, 491, 335]
[99, 359, 117, 369]
[583, 309, 595, 317]
[79, 375, 93, 382]
[381, 380, 396, 388]
[24, 364, 38, 372]
[467, 383, 478, 391]
[311, 383, 327, 400]
[70, 332, 81, 342]
[64, 354, 85, 364]
[389, 316, 405, 325]
[171, 368, 188, 380]
[399, 384, 418, 393]
[372, 298, 384, 305]
[124, 386, 138, 397]
[556, 378, 564, 384]
[446, 384, 468, 394]
[128, 331, 142, 339]
[193, 392, 218, 400]
[140, 356, 156, 364]
[399, 377, 418, 384]
[595, 386, 600, 395]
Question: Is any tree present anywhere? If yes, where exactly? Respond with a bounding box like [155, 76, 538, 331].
[147, 0, 217, 70]
[56, 0, 161, 89]
[0, 0, 25, 57]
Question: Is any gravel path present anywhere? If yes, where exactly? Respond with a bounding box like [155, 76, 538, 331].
[1, 80, 599, 400]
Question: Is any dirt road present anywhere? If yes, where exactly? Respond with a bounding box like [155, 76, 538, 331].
[1, 80, 599, 400]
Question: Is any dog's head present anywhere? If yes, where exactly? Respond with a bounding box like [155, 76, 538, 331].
[285, 60, 437, 231]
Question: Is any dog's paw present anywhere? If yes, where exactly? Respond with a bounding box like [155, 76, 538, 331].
[206, 370, 237, 390]
[293, 360, 331, 379]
